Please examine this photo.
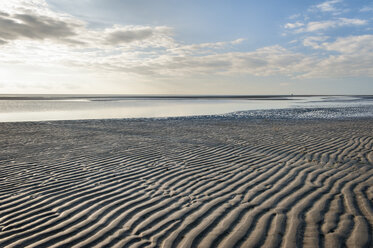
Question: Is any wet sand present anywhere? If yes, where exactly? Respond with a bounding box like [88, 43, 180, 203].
[0, 117, 372, 247]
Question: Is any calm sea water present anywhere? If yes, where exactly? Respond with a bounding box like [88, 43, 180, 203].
[0, 95, 372, 122]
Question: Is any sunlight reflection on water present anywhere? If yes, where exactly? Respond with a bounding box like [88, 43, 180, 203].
[0, 96, 371, 122]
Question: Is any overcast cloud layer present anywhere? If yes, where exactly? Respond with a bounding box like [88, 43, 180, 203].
[0, 0, 372, 94]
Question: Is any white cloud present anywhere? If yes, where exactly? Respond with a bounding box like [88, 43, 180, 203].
[0, 0, 85, 45]
[299, 35, 373, 78]
[0, 0, 49, 15]
[166, 38, 245, 57]
[291, 18, 367, 33]
[303, 36, 329, 49]
[0, 0, 373, 93]
[284, 22, 304, 29]
[0, 0, 175, 49]
[0, 12, 83, 44]
[282, 2, 373, 80]
[360, 7, 373, 12]
[314, 0, 342, 13]
[306, 21, 336, 32]
[111, 45, 312, 78]
[318, 35, 373, 54]
[301, 53, 373, 78]
[289, 14, 301, 20]
[231, 38, 245, 45]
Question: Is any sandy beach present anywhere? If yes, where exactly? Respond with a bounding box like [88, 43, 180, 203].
[0, 117, 372, 248]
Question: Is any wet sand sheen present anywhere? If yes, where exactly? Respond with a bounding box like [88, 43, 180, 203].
[0, 118, 372, 247]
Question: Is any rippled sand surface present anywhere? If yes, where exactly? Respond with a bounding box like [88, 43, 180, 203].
[0, 117, 372, 247]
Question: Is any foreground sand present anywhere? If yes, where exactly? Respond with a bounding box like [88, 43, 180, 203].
[0, 117, 372, 248]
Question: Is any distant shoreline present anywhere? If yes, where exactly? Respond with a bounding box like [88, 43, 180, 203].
[1, 95, 372, 123]
[1, 106, 373, 124]
[0, 94, 372, 101]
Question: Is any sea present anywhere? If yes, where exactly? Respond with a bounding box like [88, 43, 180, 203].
[0, 95, 372, 122]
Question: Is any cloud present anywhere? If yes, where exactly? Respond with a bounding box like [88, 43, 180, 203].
[303, 36, 329, 49]
[100, 26, 174, 49]
[0, 1, 49, 15]
[0, 0, 372, 92]
[317, 35, 373, 54]
[301, 53, 373, 78]
[284, 22, 304, 29]
[0, 12, 82, 44]
[156, 35, 373, 80]
[106, 27, 154, 45]
[0, 11, 9, 16]
[360, 7, 373, 12]
[231, 38, 245, 45]
[0, 0, 173, 48]
[103, 45, 311, 78]
[0, 0, 88, 45]
[289, 14, 301, 20]
[299, 35, 373, 78]
[287, 18, 367, 33]
[314, 0, 342, 13]
[166, 38, 245, 56]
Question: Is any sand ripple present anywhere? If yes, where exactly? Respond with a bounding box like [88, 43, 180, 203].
[0, 118, 372, 248]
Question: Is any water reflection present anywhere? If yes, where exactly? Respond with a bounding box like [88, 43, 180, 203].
[0, 96, 371, 122]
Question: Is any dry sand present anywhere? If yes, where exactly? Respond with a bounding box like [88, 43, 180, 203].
[0, 117, 372, 248]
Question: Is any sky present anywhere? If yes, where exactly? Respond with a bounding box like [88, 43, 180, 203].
[0, 0, 372, 95]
